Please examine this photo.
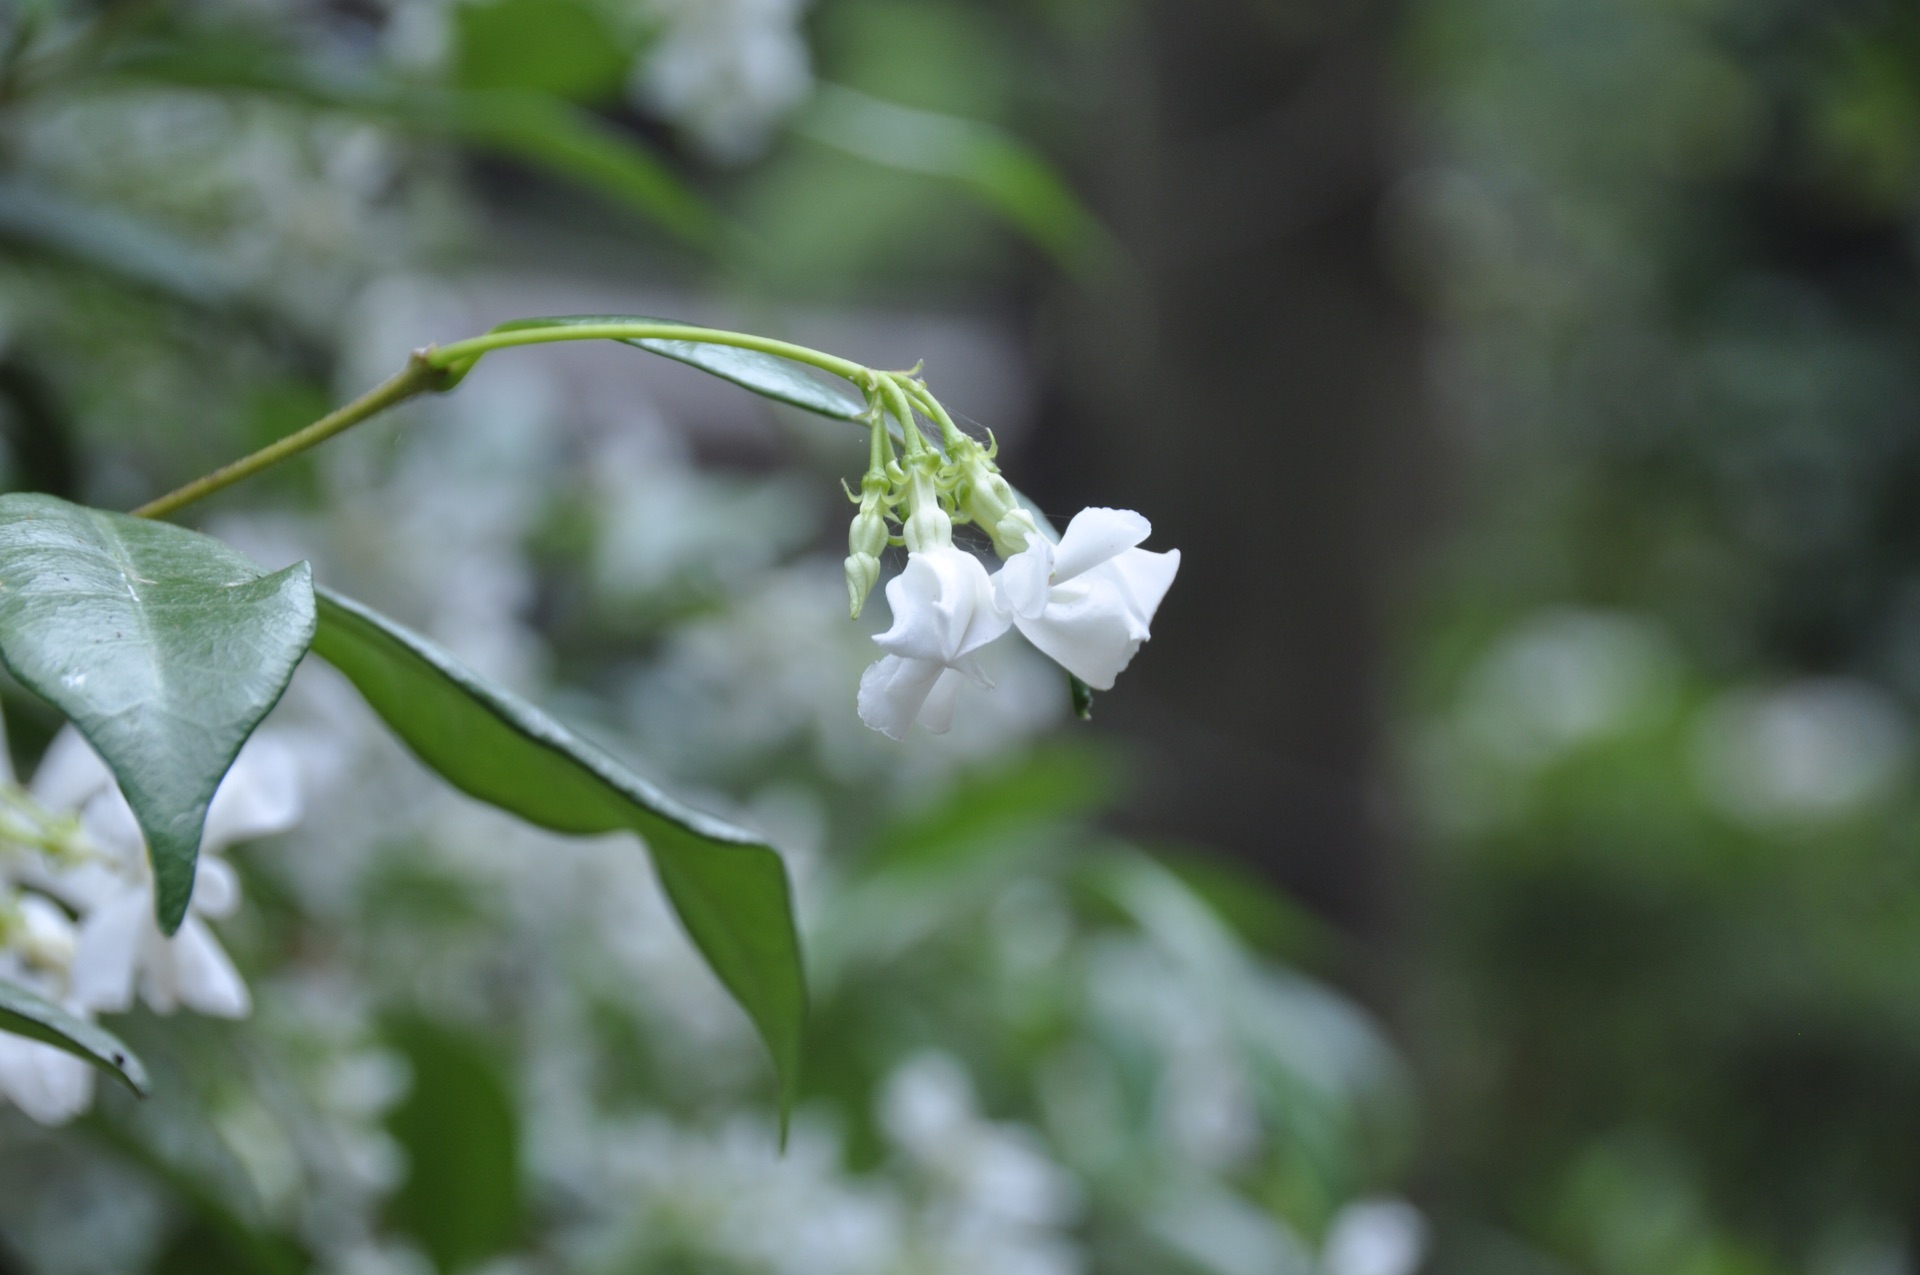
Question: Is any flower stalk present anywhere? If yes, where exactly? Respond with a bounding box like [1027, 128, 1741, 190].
[111, 315, 1179, 744]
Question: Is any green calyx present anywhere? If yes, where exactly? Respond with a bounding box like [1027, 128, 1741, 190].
[944, 432, 1037, 558]
[835, 372, 1037, 592]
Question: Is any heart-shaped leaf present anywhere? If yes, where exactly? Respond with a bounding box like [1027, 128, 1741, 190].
[309, 587, 806, 1120]
[0, 977, 149, 1096]
[0, 494, 316, 932]
[489, 316, 867, 420]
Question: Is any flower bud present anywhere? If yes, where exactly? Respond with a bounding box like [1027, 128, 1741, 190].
[845, 552, 881, 618]
[845, 483, 892, 618]
[900, 462, 952, 553]
[993, 507, 1040, 555]
[948, 436, 1032, 556]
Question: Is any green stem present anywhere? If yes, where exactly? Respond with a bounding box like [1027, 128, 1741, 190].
[131, 354, 446, 520]
[131, 322, 882, 521]
[878, 376, 929, 458]
[429, 322, 870, 383]
[900, 378, 968, 450]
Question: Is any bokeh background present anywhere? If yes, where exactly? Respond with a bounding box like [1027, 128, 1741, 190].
[1, 0, 1917, 1272]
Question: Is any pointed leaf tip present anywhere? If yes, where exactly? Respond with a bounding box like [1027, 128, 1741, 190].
[309, 586, 806, 1120]
[0, 978, 150, 1096]
[0, 494, 316, 933]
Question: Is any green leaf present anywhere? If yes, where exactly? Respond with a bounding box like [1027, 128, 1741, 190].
[0, 494, 315, 933]
[308, 587, 806, 1119]
[103, 39, 719, 249]
[383, 1019, 523, 1269]
[488, 315, 868, 420]
[455, 0, 629, 101]
[794, 84, 1119, 277]
[0, 978, 149, 1096]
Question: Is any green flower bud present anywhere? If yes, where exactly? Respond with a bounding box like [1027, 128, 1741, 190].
[900, 460, 952, 553]
[845, 552, 882, 618]
[845, 480, 892, 618]
[948, 435, 1032, 556]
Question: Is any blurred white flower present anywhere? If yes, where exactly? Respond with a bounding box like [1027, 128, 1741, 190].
[881, 1051, 1085, 1242]
[29, 727, 303, 1019]
[1458, 609, 1679, 769]
[993, 507, 1180, 691]
[859, 546, 1013, 739]
[1692, 678, 1911, 826]
[634, 0, 813, 162]
[0, 895, 94, 1126]
[1319, 1199, 1428, 1275]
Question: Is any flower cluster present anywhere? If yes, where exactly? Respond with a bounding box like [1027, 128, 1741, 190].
[843, 391, 1179, 741]
[0, 722, 299, 1125]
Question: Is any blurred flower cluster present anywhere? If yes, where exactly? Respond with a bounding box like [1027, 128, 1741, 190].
[0, 721, 298, 1126]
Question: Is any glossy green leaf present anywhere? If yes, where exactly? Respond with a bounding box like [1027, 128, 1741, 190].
[0, 494, 315, 933]
[309, 587, 805, 1118]
[0, 977, 149, 1096]
[488, 316, 867, 420]
[794, 85, 1119, 277]
[104, 40, 718, 248]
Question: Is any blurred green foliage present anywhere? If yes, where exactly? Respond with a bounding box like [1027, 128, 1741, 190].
[1405, 0, 1920, 1269]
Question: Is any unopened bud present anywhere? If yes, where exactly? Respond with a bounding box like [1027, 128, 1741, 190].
[845, 552, 882, 618]
[993, 507, 1040, 555]
[948, 436, 1032, 556]
[845, 492, 891, 618]
[900, 462, 952, 553]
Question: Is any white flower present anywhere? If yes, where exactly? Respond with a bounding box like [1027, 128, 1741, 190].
[634, 0, 813, 163]
[29, 727, 302, 1019]
[858, 546, 1013, 740]
[1319, 1198, 1428, 1275]
[0, 896, 94, 1126]
[993, 508, 1180, 690]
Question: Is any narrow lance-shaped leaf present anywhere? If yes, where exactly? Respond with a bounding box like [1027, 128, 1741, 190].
[104, 39, 720, 249]
[482, 316, 867, 420]
[0, 494, 316, 932]
[308, 587, 806, 1121]
[794, 85, 1119, 278]
[0, 978, 149, 1096]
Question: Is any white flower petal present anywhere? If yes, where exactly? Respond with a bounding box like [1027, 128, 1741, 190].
[918, 668, 968, 734]
[1013, 575, 1150, 690]
[857, 655, 946, 741]
[80, 789, 146, 866]
[28, 727, 112, 813]
[1098, 546, 1181, 627]
[874, 546, 1009, 664]
[70, 889, 150, 1014]
[163, 918, 251, 1019]
[1051, 507, 1151, 584]
[35, 860, 127, 913]
[203, 735, 304, 852]
[0, 1031, 95, 1126]
[192, 857, 241, 920]
[996, 539, 1055, 619]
